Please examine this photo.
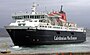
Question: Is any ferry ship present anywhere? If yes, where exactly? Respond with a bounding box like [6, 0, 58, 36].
[5, 3, 86, 46]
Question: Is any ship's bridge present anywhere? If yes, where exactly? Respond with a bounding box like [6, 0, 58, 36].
[12, 13, 48, 20]
[11, 13, 50, 27]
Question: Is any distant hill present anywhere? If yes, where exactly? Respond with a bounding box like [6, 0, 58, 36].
[86, 28, 90, 37]
[0, 28, 9, 37]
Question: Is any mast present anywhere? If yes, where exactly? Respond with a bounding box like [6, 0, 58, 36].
[31, 2, 38, 14]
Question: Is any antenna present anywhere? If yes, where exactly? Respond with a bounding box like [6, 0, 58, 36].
[45, 6, 47, 13]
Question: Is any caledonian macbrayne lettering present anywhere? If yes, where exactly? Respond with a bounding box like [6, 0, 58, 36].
[54, 36, 77, 40]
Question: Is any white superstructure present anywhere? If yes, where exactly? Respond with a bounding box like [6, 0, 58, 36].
[6, 3, 86, 33]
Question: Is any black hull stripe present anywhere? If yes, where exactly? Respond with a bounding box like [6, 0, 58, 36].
[6, 29, 86, 46]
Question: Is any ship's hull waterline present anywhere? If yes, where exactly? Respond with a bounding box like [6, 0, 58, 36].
[6, 28, 86, 46]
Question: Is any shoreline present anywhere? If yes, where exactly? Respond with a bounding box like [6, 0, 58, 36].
[0, 52, 90, 55]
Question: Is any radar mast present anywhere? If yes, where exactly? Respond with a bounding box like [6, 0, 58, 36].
[31, 2, 38, 14]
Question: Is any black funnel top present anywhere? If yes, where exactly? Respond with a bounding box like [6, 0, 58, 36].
[60, 5, 63, 12]
[59, 5, 65, 14]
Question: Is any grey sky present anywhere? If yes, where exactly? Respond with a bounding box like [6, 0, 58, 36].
[0, 0, 90, 28]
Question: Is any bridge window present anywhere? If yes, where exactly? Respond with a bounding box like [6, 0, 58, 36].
[35, 16, 37, 19]
[30, 15, 45, 19]
[13, 16, 22, 19]
[37, 15, 40, 18]
[12, 15, 29, 19]
[30, 15, 34, 18]
[41, 15, 44, 18]
[24, 15, 29, 18]
[34, 15, 39, 19]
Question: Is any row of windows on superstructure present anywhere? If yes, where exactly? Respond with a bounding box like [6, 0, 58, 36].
[12, 15, 45, 19]
[40, 26, 52, 28]
[18, 24, 25, 26]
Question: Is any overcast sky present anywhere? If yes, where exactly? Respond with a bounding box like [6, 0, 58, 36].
[0, 0, 90, 28]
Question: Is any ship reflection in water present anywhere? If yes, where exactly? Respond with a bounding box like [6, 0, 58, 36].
[0, 30, 90, 54]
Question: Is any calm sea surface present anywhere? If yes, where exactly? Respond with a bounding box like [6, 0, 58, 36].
[0, 30, 90, 54]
